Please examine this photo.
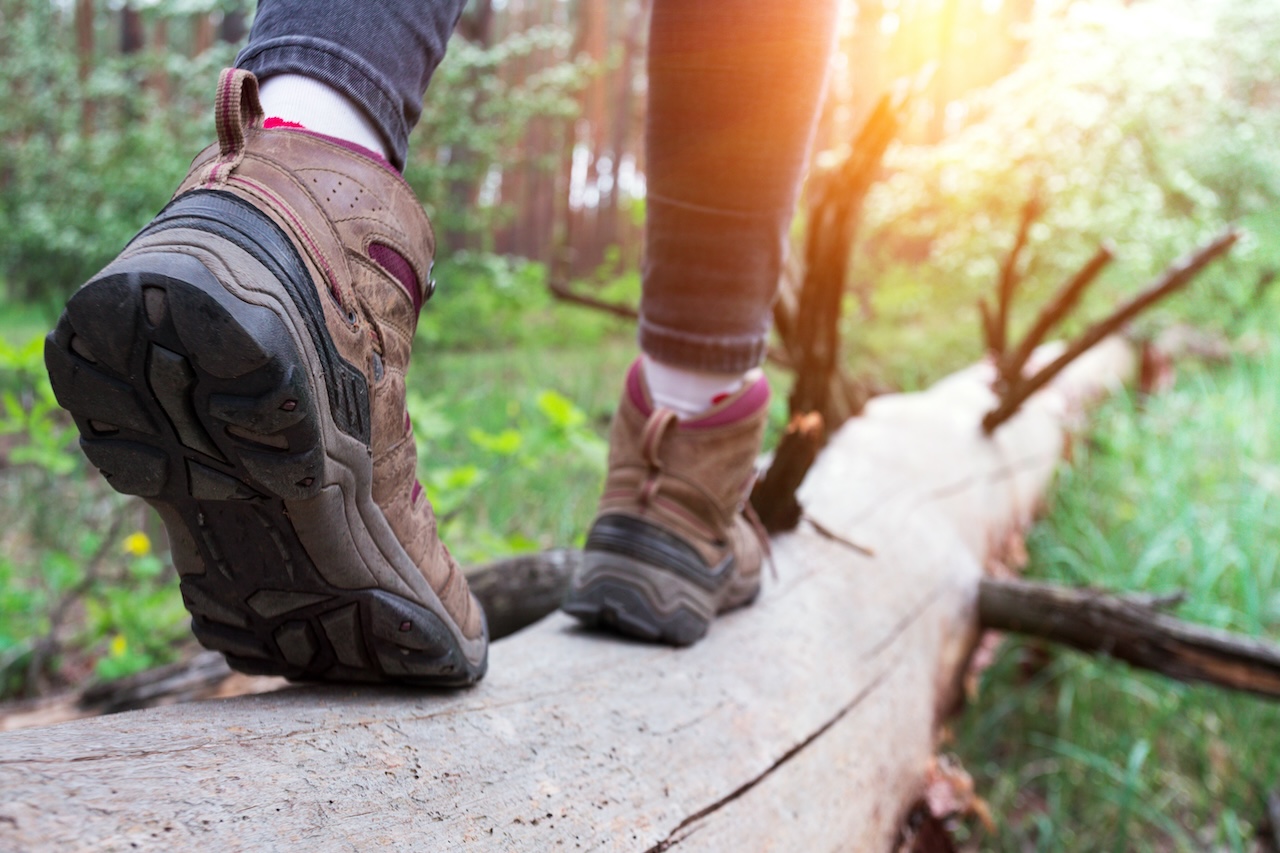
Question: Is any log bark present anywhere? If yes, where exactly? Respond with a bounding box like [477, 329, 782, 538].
[0, 340, 1134, 852]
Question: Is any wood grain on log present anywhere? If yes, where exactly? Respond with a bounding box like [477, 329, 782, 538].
[0, 339, 1133, 852]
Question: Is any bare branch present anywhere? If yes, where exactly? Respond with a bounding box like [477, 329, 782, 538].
[980, 577, 1280, 699]
[750, 412, 825, 533]
[979, 297, 998, 357]
[990, 195, 1041, 359]
[983, 227, 1239, 434]
[547, 278, 639, 321]
[997, 243, 1115, 389]
[789, 93, 900, 420]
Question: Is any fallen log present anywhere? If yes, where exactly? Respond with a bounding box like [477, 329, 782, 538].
[0, 339, 1134, 852]
[0, 652, 284, 733]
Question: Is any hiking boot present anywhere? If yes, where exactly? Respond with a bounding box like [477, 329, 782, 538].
[43, 69, 487, 686]
[562, 361, 770, 645]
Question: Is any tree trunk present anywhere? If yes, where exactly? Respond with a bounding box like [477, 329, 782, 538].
[76, 0, 95, 134]
[192, 12, 214, 56]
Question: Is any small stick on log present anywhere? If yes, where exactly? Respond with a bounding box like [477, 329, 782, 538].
[983, 228, 1239, 434]
[76, 651, 236, 715]
[979, 577, 1280, 698]
[750, 412, 825, 533]
[989, 194, 1041, 359]
[996, 243, 1115, 392]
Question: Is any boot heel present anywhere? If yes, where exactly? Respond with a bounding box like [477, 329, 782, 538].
[46, 251, 326, 504]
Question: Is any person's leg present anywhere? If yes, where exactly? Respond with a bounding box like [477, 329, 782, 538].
[45, 2, 489, 686]
[563, 0, 837, 645]
[641, 0, 837, 398]
[236, 0, 466, 169]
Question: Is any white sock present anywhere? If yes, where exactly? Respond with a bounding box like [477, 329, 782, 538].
[257, 74, 389, 161]
[642, 355, 759, 420]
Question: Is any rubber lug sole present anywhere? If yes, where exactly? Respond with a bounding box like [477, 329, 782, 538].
[562, 551, 760, 647]
[47, 251, 484, 687]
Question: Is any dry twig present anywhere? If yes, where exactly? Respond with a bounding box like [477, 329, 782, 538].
[546, 278, 639, 320]
[986, 194, 1042, 359]
[982, 227, 1239, 434]
[994, 243, 1114, 393]
[749, 412, 825, 533]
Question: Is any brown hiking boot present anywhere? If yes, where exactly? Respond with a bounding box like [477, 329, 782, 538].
[562, 361, 770, 645]
[43, 69, 487, 686]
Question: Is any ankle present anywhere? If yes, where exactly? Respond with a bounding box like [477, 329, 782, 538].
[640, 355, 761, 420]
[257, 73, 390, 162]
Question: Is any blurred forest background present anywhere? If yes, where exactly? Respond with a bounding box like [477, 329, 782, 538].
[2, 0, 1280, 848]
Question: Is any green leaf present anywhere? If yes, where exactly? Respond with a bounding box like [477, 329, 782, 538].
[536, 390, 585, 430]
[467, 427, 523, 456]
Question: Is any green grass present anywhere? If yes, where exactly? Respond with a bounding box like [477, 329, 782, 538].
[405, 335, 634, 562]
[951, 346, 1280, 850]
[0, 301, 55, 348]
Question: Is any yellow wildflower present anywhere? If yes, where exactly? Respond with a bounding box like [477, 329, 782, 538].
[110, 635, 128, 657]
[121, 531, 152, 557]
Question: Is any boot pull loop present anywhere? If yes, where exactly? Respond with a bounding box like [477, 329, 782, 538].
[202, 68, 264, 186]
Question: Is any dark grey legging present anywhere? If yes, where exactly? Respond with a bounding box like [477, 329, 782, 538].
[237, 1, 835, 373]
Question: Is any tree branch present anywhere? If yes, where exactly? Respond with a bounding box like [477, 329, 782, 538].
[979, 577, 1280, 698]
[983, 227, 1239, 434]
[989, 195, 1041, 359]
[547, 278, 640, 320]
[996, 243, 1114, 391]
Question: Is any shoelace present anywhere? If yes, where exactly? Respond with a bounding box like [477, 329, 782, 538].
[637, 408, 678, 507]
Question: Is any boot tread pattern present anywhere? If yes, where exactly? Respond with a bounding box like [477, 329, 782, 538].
[46, 241, 481, 686]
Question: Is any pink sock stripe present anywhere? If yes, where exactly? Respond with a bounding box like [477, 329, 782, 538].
[264, 117, 306, 129]
[681, 374, 771, 430]
[625, 359, 653, 416]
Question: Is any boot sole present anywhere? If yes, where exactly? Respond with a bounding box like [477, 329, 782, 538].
[45, 190, 486, 687]
[563, 552, 759, 647]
